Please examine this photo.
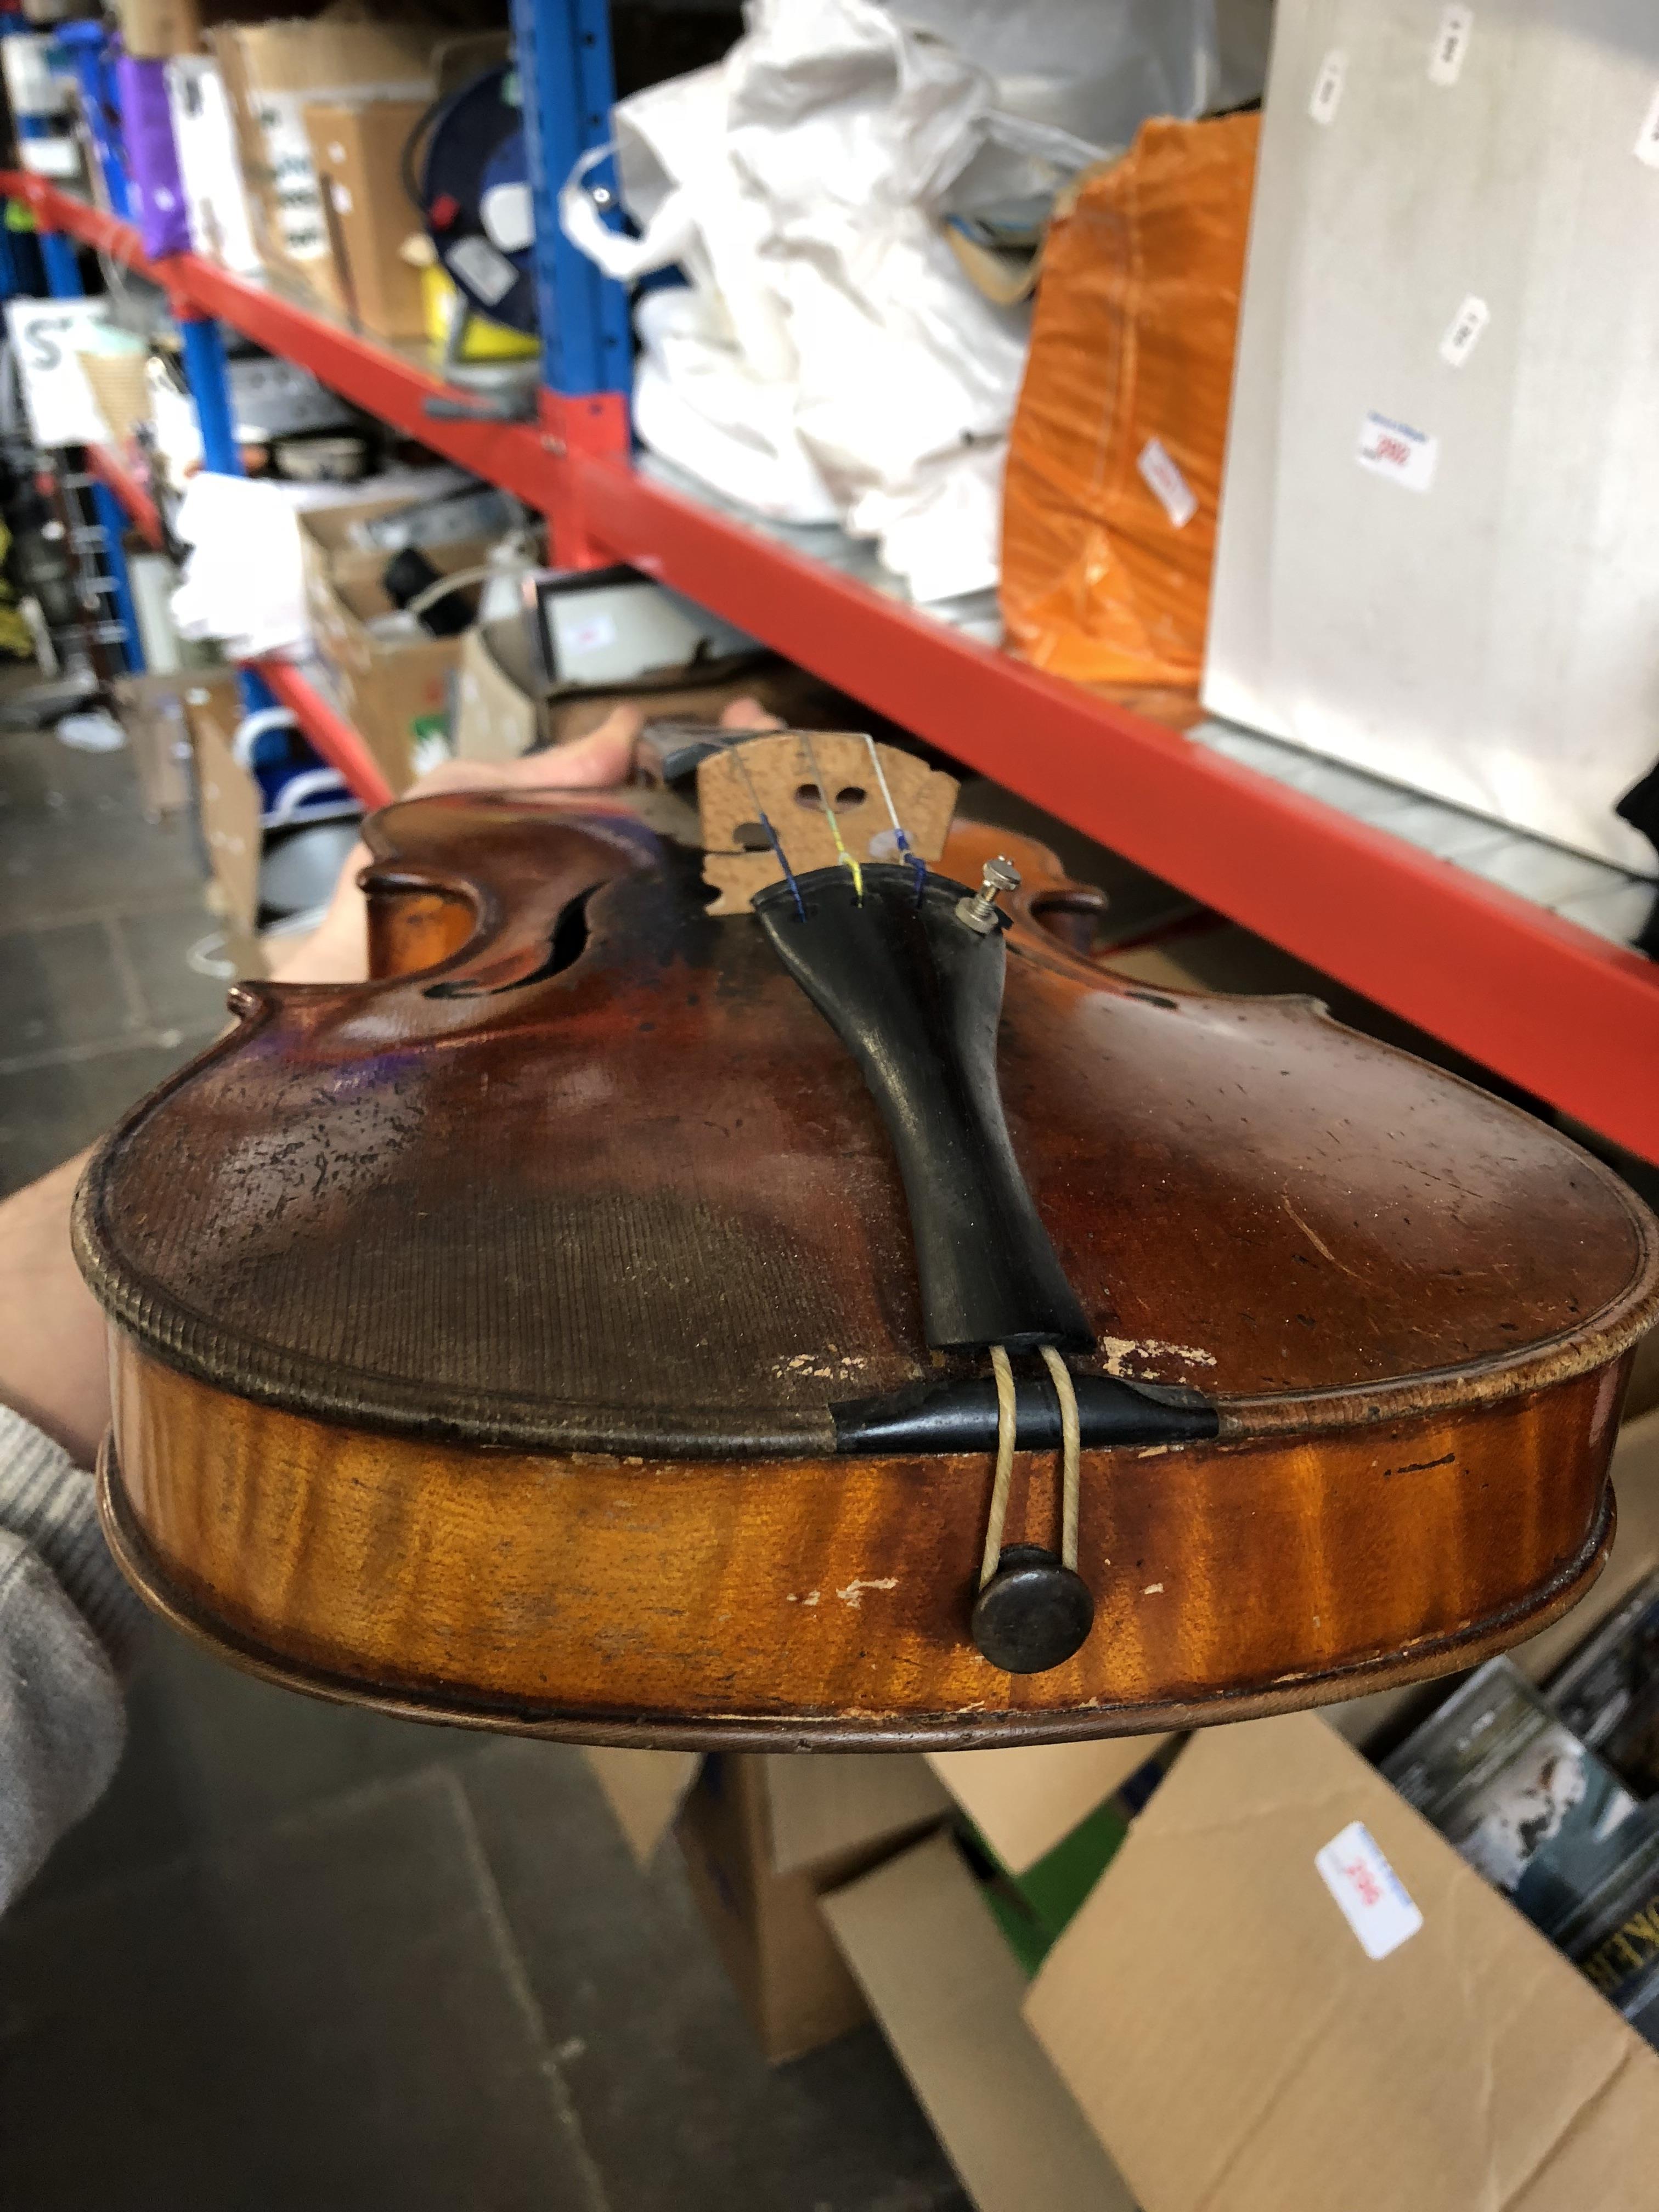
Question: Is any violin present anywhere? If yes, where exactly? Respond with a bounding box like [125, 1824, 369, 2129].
[74, 729, 1658, 1747]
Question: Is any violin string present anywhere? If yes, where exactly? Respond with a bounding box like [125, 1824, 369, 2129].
[800, 732, 864, 901]
[979, 1344, 1018, 1591]
[726, 736, 806, 920]
[1039, 1345, 1081, 1571]
[862, 734, 928, 905]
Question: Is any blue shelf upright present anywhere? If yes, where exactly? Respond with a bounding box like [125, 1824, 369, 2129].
[508, 0, 631, 399]
[507, 0, 633, 563]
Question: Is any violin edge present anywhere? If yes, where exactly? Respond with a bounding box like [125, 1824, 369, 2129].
[95, 1416, 1616, 1752]
[72, 1153, 1659, 1454]
[67, 793, 1659, 1449]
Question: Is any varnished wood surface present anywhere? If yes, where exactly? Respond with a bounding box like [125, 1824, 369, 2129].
[101, 1336, 1625, 1746]
[74, 800, 1659, 1455]
[75, 786, 1659, 1739]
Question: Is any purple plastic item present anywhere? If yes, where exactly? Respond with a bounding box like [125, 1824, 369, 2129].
[115, 53, 191, 259]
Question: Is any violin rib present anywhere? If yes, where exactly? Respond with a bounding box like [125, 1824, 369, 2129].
[75, 791, 1659, 1745]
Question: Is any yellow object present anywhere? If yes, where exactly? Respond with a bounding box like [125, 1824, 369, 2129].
[420, 264, 539, 362]
[1000, 111, 1260, 689]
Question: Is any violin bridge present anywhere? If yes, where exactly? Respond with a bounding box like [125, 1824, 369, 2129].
[697, 730, 959, 915]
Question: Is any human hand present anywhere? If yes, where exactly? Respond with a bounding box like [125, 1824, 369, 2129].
[270, 696, 780, 985]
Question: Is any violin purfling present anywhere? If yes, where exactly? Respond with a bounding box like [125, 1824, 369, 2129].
[74, 729, 1658, 1746]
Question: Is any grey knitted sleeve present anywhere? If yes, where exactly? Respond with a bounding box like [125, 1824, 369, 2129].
[0, 1406, 148, 1911]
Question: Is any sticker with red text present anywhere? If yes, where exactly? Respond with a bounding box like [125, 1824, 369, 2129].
[1137, 438, 1198, 529]
[1357, 411, 1438, 492]
[1317, 1821, 1423, 1960]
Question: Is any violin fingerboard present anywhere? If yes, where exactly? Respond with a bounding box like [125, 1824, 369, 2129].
[697, 731, 958, 915]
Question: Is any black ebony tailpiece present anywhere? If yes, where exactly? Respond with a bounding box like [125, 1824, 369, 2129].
[754, 864, 1092, 1356]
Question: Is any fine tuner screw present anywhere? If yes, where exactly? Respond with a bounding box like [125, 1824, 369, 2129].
[957, 856, 1021, 935]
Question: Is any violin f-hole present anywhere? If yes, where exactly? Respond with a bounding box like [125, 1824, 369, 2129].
[425, 884, 602, 999]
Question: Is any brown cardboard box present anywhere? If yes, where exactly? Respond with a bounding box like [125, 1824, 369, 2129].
[1024, 1711, 1659, 2212]
[582, 1747, 701, 1866]
[114, 671, 197, 821]
[211, 18, 436, 307]
[824, 1832, 1135, 2212]
[583, 1748, 949, 2066]
[453, 617, 540, 763]
[303, 99, 428, 341]
[451, 628, 874, 768]
[182, 674, 258, 931]
[927, 1736, 1172, 1875]
[675, 1754, 947, 2064]
[117, 0, 202, 61]
[297, 495, 488, 791]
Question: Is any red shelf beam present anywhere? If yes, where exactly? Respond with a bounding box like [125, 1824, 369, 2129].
[578, 454, 1659, 1165]
[2, 173, 560, 508]
[252, 659, 395, 811]
[14, 171, 1658, 1161]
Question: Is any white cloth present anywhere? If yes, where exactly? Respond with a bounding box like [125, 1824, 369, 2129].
[564, 0, 1205, 602]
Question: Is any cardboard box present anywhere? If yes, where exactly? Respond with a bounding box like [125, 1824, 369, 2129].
[1023, 1711, 1659, 2212]
[303, 98, 427, 341]
[117, 0, 202, 62]
[451, 628, 873, 769]
[1203, 0, 1659, 874]
[210, 18, 436, 307]
[581, 1745, 701, 1866]
[297, 495, 488, 791]
[584, 1747, 949, 2066]
[453, 617, 540, 764]
[113, 670, 196, 821]
[927, 1735, 1171, 1876]
[824, 1832, 1136, 2212]
[182, 672, 259, 931]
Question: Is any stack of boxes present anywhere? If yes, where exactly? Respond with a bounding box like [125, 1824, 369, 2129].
[586, 1405, 1659, 2212]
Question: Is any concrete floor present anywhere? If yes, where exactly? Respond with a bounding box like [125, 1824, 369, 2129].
[0, 716, 967, 2212]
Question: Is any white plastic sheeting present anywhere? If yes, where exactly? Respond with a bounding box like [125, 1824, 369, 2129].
[563, 0, 1245, 603]
[170, 473, 313, 661]
[170, 467, 468, 661]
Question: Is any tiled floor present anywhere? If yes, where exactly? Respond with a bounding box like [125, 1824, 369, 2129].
[0, 714, 967, 2212]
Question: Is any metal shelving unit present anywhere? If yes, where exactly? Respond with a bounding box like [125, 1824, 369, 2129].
[2, 0, 1655, 1165]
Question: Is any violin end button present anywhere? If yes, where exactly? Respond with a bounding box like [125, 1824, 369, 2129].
[970, 1545, 1094, 1674]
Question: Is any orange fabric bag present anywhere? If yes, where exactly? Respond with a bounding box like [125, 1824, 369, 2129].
[1000, 110, 1260, 687]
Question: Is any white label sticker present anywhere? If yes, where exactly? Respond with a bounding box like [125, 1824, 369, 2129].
[445, 233, 517, 307]
[1316, 1822, 1423, 1960]
[1310, 48, 1347, 125]
[1357, 411, 1439, 492]
[1429, 4, 1474, 87]
[1635, 84, 1659, 168]
[329, 180, 353, 217]
[563, 610, 618, 657]
[1438, 294, 1489, 367]
[1137, 438, 1198, 530]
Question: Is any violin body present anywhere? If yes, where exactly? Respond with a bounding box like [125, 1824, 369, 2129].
[77, 783, 1657, 1746]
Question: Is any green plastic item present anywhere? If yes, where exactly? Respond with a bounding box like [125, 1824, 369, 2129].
[968, 1796, 1131, 1977]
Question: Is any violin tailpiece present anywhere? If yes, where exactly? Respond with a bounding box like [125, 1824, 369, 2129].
[754, 864, 1092, 1355]
[696, 731, 958, 915]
